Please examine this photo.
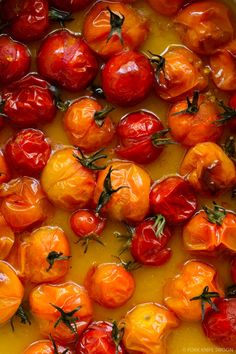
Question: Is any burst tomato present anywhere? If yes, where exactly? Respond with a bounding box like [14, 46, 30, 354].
[83, 1, 149, 58]
[150, 176, 197, 225]
[175, 1, 233, 56]
[147, 0, 184, 16]
[101, 50, 154, 106]
[231, 257, 236, 283]
[37, 30, 98, 92]
[49, 0, 92, 12]
[5, 129, 51, 176]
[64, 97, 115, 153]
[0, 212, 14, 260]
[70, 209, 106, 238]
[122, 302, 179, 354]
[29, 281, 93, 344]
[0, 151, 11, 184]
[23, 339, 72, 354]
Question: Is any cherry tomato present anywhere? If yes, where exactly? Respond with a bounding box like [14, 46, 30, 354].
[231, 257, 236, 283]
[167, 92, 222, 146]
[163, 260, 223, 321]
[1, 74, 56, 127]
[147, 0, 184, 16]
[153, 46, 208, 101]
[76, 321, 125, 354]
[0, 35, 31, 85]
[0, 260, 24, 325]
[0, 150, 11, 184]
[83, 1, 149, 58]
[29, 281, 93, 344]
[37, 29, 98, 92]
[0, 212, 14, 260]
[116, 110, 169, 164]
[70, 209, 106, 238]
[101, 50, 154, 106]
[5, 129, 51, 176]
[0, 176, 50, 232]
[7, 226, 70, 284]
[175, 1, 234, 56]
[123, 302, 179, 354]
[150, 176, 197, 225]
[49, 0, 92, 12]
[84, 263, 135, 308]
[23, 339, 72, 354]
[93, 161, 151, 223]
[64, 97, 115, 153]
[222, 93, 236, 132]
[180, 142, 236, 195]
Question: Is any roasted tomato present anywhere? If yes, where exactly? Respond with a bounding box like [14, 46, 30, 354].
[23, 339, 72, 354]
[0, 212, 14, 260]
[153, 46, 208, 101]
[163, 260, 222, 321]
[7, 226, 70, 284]
[37, 30, 98, 92]
[84, 262, 135, 308]
[93, 161, 151, 223]
[167, 92, 222, 146]
[0, 176, 50, 232]
[122, 302, 179, 354]
[217, 93, 236, 132]
[150, 176, 197, 225]
[180, 142, 236, 195]
[29, 281, 93, 344]
[0, 260, 24, 325]
[5, 129, 51, 176]
[70, 209, 106, 238]
[116, 110, 171, 164]
[175, 1, 234, 56]
[101, 50, 154, 106]
[76, 321, 125, 354]
[82, 1, 149, 58]
[147, 0, 184, 16]
[49, 0, 92, 12]
[231, 257, 236, 283]
[0, 151, 11, 184]
[0, 35, 30, 85]
[64, 97, 115, 153]
[183, 203, 236, 254]
[1, 74, 56, 127]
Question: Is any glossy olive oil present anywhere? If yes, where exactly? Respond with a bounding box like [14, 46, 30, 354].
[0, 1, 236, 353]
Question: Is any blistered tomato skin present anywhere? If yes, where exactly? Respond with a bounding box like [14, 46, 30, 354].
[150, 176, 197, 225]
[37, 30, 98, 92]
[5, 129, 51, 176]
[175, 1, 234, 56]
[49, 0, 92, 12]
[147, 0, 184, 16]
[101, 51, 154, 107]
[83, 1, 149, 58]
[123, 302, 179, 354]
[23, 339, 73, 354]
[70, 210, 106, 238]
[0, 35, 31, 85]
[0, 151, 11, 185]
[85, 263, 135, 308]
[0, 213, 14, 260]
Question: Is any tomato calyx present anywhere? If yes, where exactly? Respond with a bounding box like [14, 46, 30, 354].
[51, 303, 81, 337]
[172, 91, 200, 116]
[74, 148, 107, 170]
[202, 202, 226, 226]
[113, 256, 141, 271]
[46, 251, 71, 272]
[222, 136, 236, 163]
[111, 320, 125, 353]
[226, 285, 236, 298]
[149, 51, 166, 83]
[10, 304, 31, 332]
[114, 224, 134, 255]
[88, 85, 106, 99]
[75, 234, 105, 254]
[94, 105, 115, 127]
[50, 334, 69, 354]
[152, 214, 166, 238]
[151, 128, 176, 147]
[48, 7, 74, 27]
[217, 99, 236, 125]
[106, 7, 125, 45]
[190, 286, 220, 321]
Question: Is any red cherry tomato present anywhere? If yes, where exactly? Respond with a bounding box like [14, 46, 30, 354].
[150, 176, 197, 225]
[101, 50, 154, 106]
[0, 151, 11, 184]
[219, 93, 236, 132]
[70, 210, 106, 238]
[1, 74, 56, 127]
[5, 129, 51, 176]
[76, 321, 125, 354]
[49, 0, 92, 12]
[0, 35, 31, 85]
[116, 110, 169, 164]
[37, 29, 98, 92]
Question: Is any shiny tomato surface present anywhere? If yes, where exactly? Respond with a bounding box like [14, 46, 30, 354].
[70, 209, 106, 238]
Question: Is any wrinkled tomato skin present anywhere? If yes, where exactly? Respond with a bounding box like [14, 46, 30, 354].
[23, 339, 73, 354]
[0, 35, 31, 85]
[76, 321, 125, 354]
[203, 298, 236, 349]
[150, 176, 197, 225]
[147, 0, 184, 16]
[49, 0, 92, 12]
[1, 74, 56, 127]
[70, 210, 106, 238]
[0, 150, 11, 185]
[116, 110, 165, 164]
[1, 0, 49, 42]
[5, 129, 51, 176]
[37, 30, 98, 92]
[101, 51, 154, 107]
[83, 1, 149, 58]
[227, 93, 236, 131]
[231, 257, 236, 283]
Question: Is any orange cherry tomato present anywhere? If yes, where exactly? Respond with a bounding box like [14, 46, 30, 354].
[168, 92, 222, 146]
[175, 1, 234, 56]
[154, 46, 208, 101]
[122, 302, 179, 354]
[0, 150, 11, 184]
[82, 1, 149, 58]
[84, 263, 135, 308]
[0, 177, 50, 232]
[7, 226, 70, 284]
[147, 0, 184, 16]
[0, 212, 14, 260]
[29, 281, 93, 344]
[0, 260, 24, 325]
[23, 339, 72, 354]
[93, 161, 151, 223]
[210, 40, 236, 91]
[64, 98, 115, 153]
[180, 142, 236, 195]
[164, 260, 223, 321]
